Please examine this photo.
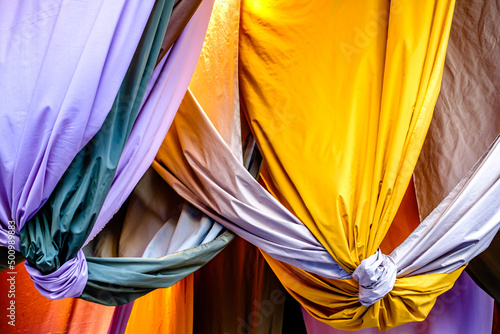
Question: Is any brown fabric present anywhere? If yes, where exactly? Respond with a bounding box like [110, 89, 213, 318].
[493, 301, 500, 334]
[193, 236, 285, 334]
[414, 0, 500, 219]
[85, 168, 185, 258]
[413, 0, 500, 303]
[156, 0, 203, 65]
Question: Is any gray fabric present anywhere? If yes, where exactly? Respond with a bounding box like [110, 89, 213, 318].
[155, 90, 350, 280]
[81, 230, 234, 305]
[392, 136, 500, 276]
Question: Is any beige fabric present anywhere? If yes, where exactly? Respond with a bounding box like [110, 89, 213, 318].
[414, 0, 500, 218]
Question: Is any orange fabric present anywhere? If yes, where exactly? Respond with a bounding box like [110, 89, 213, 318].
[380, 179, 421, 254]
[0, 263, 114, 333]
[125, 275, 194, 334]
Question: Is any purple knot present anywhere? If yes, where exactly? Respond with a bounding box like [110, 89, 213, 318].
[25, 250, 88, 300]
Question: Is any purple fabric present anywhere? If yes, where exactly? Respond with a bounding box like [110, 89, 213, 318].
[108, 302, 135, 334]
[17, 0, 215, 300]
[24, 250, 87, 300]
[302, 271, 494, 334]
[85, 0, 216, 245]
[0, 0, 155, 247]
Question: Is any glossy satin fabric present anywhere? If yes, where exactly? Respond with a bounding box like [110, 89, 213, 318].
[0, 0, 155, 247]
[301, 271, 494, 334]
[239, 0, 457, 330]
[153, 90, 345, 278]
[158, 0, 203, 64]
[189, 0, 244, 160]
[411, 0, 500, 304]
[0, 263, 115, 333]
[84, 0, 215, 246]
[124, 275, 194, 334]
[18, 0, 175, 300]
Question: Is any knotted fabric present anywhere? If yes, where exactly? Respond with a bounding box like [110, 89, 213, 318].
[352, 249, 397, 307]
[24, 250, 87, 299]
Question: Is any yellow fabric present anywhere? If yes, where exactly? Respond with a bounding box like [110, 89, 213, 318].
[190, 0, 244, 159]
[125, 275, 194, 334]
[264, 254, 464, 331]
[239, 0, 457, 330]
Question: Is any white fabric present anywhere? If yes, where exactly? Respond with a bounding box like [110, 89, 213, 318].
[142, 203, 223, 258]
[352, 250, 397, 307]
[391, 135, 500, 277]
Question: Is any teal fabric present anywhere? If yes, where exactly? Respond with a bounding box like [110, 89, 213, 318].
[19, 0, 175, 274]
[79, 137, 262, 306]
[81, 229, 235, 305]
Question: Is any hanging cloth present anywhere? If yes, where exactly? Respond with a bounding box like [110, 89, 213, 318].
[0, 0, 156, 245]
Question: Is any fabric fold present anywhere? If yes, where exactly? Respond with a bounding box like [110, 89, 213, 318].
[18, 0, 175, 298]
[0, 0, 155, 240]
[152, 89, 347, 279]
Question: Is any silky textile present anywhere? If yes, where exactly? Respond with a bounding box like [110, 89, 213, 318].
[19, 0, 175, 300]
[85, 0, 215, 246]
[412, 0, 500, 303]
[0, 263, 115, 333]
[302, 271, 494, 334]
[153, 90, 345, 279]
[0, 0, 155, 246]
[239, 0, 459, 330]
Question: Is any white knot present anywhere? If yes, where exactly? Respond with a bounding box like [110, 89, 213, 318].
[352, 249, 397, 307]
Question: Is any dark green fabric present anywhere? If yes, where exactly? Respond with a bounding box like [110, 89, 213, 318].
[0, 247, 24, 273]
[19, 0, 175, 274]
[81, 230, 235, 306]
[466, 231, 500, 302]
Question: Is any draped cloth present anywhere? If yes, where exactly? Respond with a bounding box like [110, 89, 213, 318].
[152, 90, 345, 279]
[0, 263, 115, 333]
[124, 275, 194, 334]
[238, 0, 471, 330]
[15, 0, 215, 301]
[301, 271, 494, 334]
[19, 0, 176, 300]
[80, 0, 227, 306]
[412, 0, 500, 303]
[0, 0, 155, 246]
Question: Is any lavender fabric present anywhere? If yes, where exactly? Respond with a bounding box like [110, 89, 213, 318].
[85, 0, 215, 245]
[0, 0, 155, 246]
[24, 250, 87, 300]
[18, 0, 214, 300]
[107, 302, 135, 334]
